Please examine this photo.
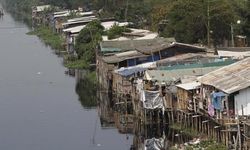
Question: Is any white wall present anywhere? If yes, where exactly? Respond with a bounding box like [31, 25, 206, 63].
[235, 87, 250, 116]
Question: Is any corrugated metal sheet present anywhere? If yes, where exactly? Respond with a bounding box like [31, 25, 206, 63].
[100, 38, 175, 53]
[67, 16, 96, 22]
[136, 42, 206, 55]
[217, 47, 250, 52]
[63, 25, 86, 33]
[197, 57, 250, 94]
[158, 59, 235, 70]
[156, 53, 218, 65]
[217, 50, 250, 58]
[102, 51, 147, 64]
[62, 18, 97, 26]
[176, 82, 201, 90]
[145, 66, 222, 83]
[114, 62, 157, 77]
[35, 5, 51, 12]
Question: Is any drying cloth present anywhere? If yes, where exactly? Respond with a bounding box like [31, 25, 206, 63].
[208, 104, 215, 116]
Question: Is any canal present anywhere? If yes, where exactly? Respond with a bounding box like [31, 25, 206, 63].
[0, 8, 133, 150]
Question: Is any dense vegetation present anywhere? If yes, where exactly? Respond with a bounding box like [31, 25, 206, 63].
[75, 20, 104, 63]
[1, 0, 250, 46]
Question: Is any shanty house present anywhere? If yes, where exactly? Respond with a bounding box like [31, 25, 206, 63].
[144, 58, 235, 110]
[32, 5, 51, 25]
[197, 57, 250, 123]
[176, 81, 201, 111]
[63, 20, 129, 54]
[136, 42, 207, 60]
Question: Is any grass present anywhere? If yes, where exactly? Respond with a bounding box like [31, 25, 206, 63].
[185, 140, 227, 150]
[169, 123, 226, 150]
[64, 59, 89, 69]
[27, 26, 65, 51]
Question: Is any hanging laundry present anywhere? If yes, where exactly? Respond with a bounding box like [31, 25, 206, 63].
[208, 104, 214, 116]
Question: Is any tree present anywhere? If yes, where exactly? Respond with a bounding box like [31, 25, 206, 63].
[162, 0, 234, 46]
[242, 0, 250, 43]
[107, 24, 131, 39]
[75, 20, 104, 64]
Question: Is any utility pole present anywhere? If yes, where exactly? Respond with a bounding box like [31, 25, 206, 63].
[125, 0, 129, 22]
[207, 0, 211, 48]
[231, 23, 235, 47]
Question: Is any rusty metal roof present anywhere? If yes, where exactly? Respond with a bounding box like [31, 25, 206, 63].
[100, 38, 175, 54]
[145, 66, 222, 83]
[156, 53, 218, 66]
[102, 50, 147, 64]
[197, 57, 250, 94]
[136, 42, 206, 55]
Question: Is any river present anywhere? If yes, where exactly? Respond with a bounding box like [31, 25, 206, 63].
[0, 8, 133, 150]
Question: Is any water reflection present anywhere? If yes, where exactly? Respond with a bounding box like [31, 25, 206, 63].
[69, 69, 97, 109]
[132, 123, 193, 150]
[69, 69, 194, 149]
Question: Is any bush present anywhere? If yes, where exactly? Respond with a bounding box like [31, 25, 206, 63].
[107, 24, 131, 39]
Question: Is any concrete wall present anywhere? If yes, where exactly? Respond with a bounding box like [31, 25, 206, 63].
[235, 87, 250, 116]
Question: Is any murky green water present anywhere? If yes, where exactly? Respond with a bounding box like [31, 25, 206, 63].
[0, 8, 133, 150]
[0, 5, 194, 149]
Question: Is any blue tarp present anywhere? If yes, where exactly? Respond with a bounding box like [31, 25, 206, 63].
[212, 92, 226, 111]
[115, 62, 156, 77]
[117, 67, 146, 77]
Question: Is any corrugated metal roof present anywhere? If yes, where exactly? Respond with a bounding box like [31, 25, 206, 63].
[67, 16, 96, 22]
[197, 57, 250, 94]
[100, 38, 175, 53]
[136, 42, 206, 55]
[217, 50, 250, 58]
[102, 51, 147, 64]
[63, 25, 86, 33]
[63, 21, 129, 34]
[157, 53, 218, 66]
[53, 10, 69, 15]
[176, 81, 201, 90]
[158, 59, 235, 70]
[217, 47, 250, 52]
[145, 66, 223, 83]
[35, 5, 51, 12]
[114, 62, 157, 77]
[62, 18, 97, 26]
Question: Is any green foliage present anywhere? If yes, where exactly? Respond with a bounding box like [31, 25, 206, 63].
[64, 59, 89, 69]
[185, 140, 227, 150]
[75, 20, 104, 64]
[170, 123, 200, 138]
[3, 0, 250, 47]
[242, 0, 250, 43]
[107, 24, 131, 39]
